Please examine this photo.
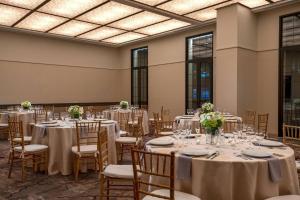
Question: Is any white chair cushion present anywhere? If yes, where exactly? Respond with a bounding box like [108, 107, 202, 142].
[295, 161, 300, 170]
[115, 137, 137, 144]
[128, 121, 138, 125]
[14, 144, 48, 153]
[103, 165, 135, 179]
[0, 123, 8, 127]
[13, 136, 32, 142]
[264, 195, 300, 200]
[159, 131, 174, 136]
[143, 189, 201, 200]
[120, 130, 128, 137]
[71, 145, 97, 154]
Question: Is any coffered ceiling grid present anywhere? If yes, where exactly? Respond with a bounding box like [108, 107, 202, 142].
[0, 0, 288, 45]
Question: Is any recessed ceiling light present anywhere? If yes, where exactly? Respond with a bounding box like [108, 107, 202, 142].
[103, 32, 146, 44]
[50, 20, 98, 37]
[134, 0, 168, 6]
[238, 0, 269, 8]
[39, 0, 106, 18]
[110, 11, 169, 30]
[158, 0, 227, 15]
[0, 0, 45, 9]
[0, 4, 29, 26]
[78, 2, 141, 25]
[16, 12, 67, 32]
[136, 19, 190, 35]
[79, 26, 125, 40]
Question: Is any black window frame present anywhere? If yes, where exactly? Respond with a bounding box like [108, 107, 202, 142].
[185, 32, 214, 112]
[131, 46, 148, 108]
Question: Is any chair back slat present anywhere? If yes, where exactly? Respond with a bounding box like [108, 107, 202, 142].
[118, 112, 130, 131]
[258, 113, 269, 137]
[244, 110, 256, 127]
[34, 109, 48, 124]
[223, 120, 240, 133]
[99, 128, 109, 171]
[131, 149, 175, 200]
[8, 119, 24, 150]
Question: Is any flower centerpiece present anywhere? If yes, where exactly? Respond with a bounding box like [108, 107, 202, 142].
[21, 101, 31, 110]
[120, 101, 129, 109]
[200, 112, 224, 144]
[68, 105, 84, 119]
[201, 102, 214, 114]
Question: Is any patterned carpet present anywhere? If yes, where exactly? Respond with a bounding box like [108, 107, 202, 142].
[0, 139, 135, 200]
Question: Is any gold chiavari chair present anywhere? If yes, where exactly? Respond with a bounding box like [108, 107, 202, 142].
[99, 129, 136, 200]
[8, 119, 48, 181]
[155, 120, 174, 137]
[72, 121, 101, 181]
[153, 112, 161, 136]
[161, 107, 171, 122]
[118, 111, 130, 137]
[223, 120, 239, 133]
[115, 116, 143, 161]
[258, 113, 269, 138]
[131, 149, 201, 200]
[0, 114, 9, 139]
[34, 109, 48, 124]
[244, 110, 256, 127]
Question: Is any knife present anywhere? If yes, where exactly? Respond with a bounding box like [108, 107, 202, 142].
[210, 152, 220, 160]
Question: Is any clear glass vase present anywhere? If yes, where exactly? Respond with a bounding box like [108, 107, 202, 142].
[205, 129, 219, 145]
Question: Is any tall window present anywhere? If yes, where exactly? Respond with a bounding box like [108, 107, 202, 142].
[279, 12, 300, 135]
[131, 47, 148, 107]
[186, 33, 213, 111]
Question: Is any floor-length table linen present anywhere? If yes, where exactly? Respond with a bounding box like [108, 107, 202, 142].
[31, 120, 120, 175]
[146, 136, 300, 200]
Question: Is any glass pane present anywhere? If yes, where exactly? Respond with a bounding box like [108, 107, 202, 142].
[282, 15, 300, 47]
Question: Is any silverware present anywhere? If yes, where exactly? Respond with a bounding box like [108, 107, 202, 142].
[210, 151, 220, 160]
[206, 152, 216, 159]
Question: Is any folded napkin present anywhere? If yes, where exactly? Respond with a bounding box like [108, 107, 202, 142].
[37, 126, 48, 137]
[266, 157, 282, 183]
[176, 155, 192, 180]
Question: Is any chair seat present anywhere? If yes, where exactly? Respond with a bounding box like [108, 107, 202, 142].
[264, 195, 300, 200]
[71, 145, 97, 154]
[13, 136, 32, 143]
[115, 137, 137, 144]
[128, 121, 138, 126]
[0, 123, 8, 127]
[158, 131, 174, 136]
[14, 144, 48, 153]
[143, 189, 201, 200]
[119, 130, 128, 137]
[103, 164, 135, 179]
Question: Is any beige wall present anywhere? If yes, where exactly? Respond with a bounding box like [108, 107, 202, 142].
[0, 30, 122, 104]
[119, 25, 216, 118]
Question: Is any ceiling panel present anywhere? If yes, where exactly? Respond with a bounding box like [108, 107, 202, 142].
[79, 26, 125, 40]
[50, 20, 98, 36]
[134, 0, 168, 6]
[136, 19, 190, 35]
[238, 0, 269, 8]
[0, 4, 29, 26]
[103, 32, 146, 44]
[39, 0, 107, 18]
[78, 1, 141, 25]
[0, 0, 45, 9]
[110, 11, 169, 30]
[16, 12, 67, 32]
[158, 0, 227, 15]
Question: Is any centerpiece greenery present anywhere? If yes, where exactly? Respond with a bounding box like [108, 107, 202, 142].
[200, 112, 224, 144]
[201, 102, 214, 114]
[120, 101, 129, 109]
[68, 105, 83, 119]
[21, 101, 31, 110]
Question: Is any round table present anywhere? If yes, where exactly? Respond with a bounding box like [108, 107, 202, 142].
[31, 120, 120, 175]
[146, 136, 300, 200]
[0, 110, 34, 136]
[103, 109, 149, 134]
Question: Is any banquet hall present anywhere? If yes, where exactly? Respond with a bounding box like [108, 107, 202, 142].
[0, 0, 300, 199]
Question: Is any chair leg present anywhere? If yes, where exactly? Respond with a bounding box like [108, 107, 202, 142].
[120, 144, 124, 161]
[99, 175, 105, 200]
[106, 179, 110, 200]
[75, 156, 80, 181]
[21, 158, 26, 181]
[8, 152, 14, 178]
[7, 151, 12, 164]
[44, 150, 48, 175]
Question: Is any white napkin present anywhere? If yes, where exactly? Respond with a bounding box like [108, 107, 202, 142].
[176, 155, 192, 180]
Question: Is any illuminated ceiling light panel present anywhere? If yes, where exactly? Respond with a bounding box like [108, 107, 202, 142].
[79, 26, 125, 40]
[136, 19, 190, 35]
[103, 32, 146, 44]
[238, 0, 269, 8]
[158, 0, 226, 15]
[0, 0, 45, 9]
[110, 11, 169, 30]
[0, 4, 28, 26]
[78, 2, 141, 25]
[50, 20, 98, 37]
[39, 0, 106, 18]
[134, 0, 168, 6]
[16, 12, 67, 32]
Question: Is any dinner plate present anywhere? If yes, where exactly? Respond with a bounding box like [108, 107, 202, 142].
[180, 148, 209, 156]
[94, 118, 108, 121]
[185, 133, 201, 138]
[148, 137, 174, 146]
[41, 121, 57, 124]
[224, 133, 234, 138]
[242, 149, 272, 158]
[254, 140, 284, 147]
[101, 120, 115, 124]
[43, 124, 60, 127]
